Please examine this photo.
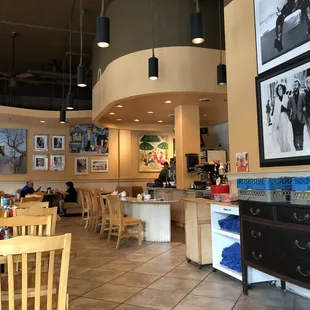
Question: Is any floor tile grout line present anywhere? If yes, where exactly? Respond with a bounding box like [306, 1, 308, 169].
[231, 292, 243, 310]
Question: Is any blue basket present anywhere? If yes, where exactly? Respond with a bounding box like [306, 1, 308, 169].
[237, 178, 292, 190]
[292, 177, 310, 191]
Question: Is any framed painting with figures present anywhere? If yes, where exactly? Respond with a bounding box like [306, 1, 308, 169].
[74, 157, 88, 175]
[254, 0, 310, 74]
[256, 52, 310, 166]
[51, 135, 65, 151]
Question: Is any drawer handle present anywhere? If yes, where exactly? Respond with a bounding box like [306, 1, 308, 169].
[224, 208, 231, 212]
[293, 213, 310, 222]
[295, 240, 310, 250]
[250, 208, 260, 216]
[251, 230, 262, 239]
[296, 266, 310, 277]
[252, 251, 262, 260]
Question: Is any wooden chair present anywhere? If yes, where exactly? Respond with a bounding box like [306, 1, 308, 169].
[15, 207, 58, 235]
[84, 192, 94, 231]
[21, 193, 44, 203]
[106, 195, 142, 250]
[79, 191, 88, 227]
[0, 233, 71, 310]
[0, 215, 52, 237]
[99, 196, 110, 239]
[91, 194, 102, 233]
[18, 201, 49, 209]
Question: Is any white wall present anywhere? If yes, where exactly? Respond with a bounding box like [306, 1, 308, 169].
[214, 123, 230, 160]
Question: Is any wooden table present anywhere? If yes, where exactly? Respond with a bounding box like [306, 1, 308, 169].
[43, 192, 67, 208]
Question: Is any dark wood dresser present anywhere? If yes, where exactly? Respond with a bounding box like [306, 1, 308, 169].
[240, 201, 310, 295]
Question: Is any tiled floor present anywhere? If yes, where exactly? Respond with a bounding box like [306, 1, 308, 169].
[57, 217, 310, 310]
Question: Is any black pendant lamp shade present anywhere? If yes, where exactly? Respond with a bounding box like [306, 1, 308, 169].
[66, 93, 74, 110]
[217, 64, 227, 85]
[191, 11, 204, 44]
[60, 109, 66, 124]
[77, 64, 87, 87]
[96, 16, 110, 48]
[148, 55, 158, 80]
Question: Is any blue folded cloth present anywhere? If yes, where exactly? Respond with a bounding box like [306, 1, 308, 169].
[220, 242, 241, 273]
[218, 215, 240, 233]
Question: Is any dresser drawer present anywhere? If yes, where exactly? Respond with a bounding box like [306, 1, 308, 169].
[240, 201, 273, 220]
[277, 206, 310, 227]
[242, 221, 273, 249]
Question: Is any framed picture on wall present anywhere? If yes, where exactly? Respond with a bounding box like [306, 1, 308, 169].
[33, 135, 48, 152]
[51, 135, 65, 151]
[91, 160, 108, 173]
[254, 0, 310, 74]
[33, 154, 48, 171]
[256, 52, 310, 167]
[74, 157, 88, 175]
[50, 155, 65, 171]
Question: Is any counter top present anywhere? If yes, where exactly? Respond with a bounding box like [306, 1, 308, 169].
[183, 198, 239, 208]
[147, 188, 206, 192]
[122, 197, 179, 204]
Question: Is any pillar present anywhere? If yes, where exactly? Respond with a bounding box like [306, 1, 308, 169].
[175, 105, 201, 189]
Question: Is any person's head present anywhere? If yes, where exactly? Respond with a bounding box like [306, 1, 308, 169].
[26, 180, 34, 188]
[276, 84, 286, 97]
[66, 181, 74, 190]
[294, 79, 301, 92]
[163, 162, 169, 170]
[87, 127, 92, 134]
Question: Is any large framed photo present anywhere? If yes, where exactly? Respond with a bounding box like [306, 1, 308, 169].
[33, 154, 48, 171]
[74, 157, 88, 175]
[51, 135, 65, 151]
[50, 155, 65, 171]
[256, 52, 310, 167]
[254, 0, 310, 74]
[91, 160, 108, 173]
[34, 135, 48, 152]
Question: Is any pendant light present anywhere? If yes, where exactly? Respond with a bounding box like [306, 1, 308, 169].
[60, 109, 66, 124]
[148, 0, 158, 80]
[96, 0, 110, 48]
[191, 0, 204, 44]
[66, 14, 74, 110]
[77, 0, 87, 87]
[217, 0, 227, 85]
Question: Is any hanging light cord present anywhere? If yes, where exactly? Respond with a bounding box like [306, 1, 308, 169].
[219, 0, 223, 63]
[100, 0, 104, 16]
[79, 0, 83, 66]
[151, 0, 155, 56]
[69, 13, 72, 94]
[195, 0, 200, 13]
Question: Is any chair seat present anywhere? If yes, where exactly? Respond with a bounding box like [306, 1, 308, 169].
[123, 217, 142, 225]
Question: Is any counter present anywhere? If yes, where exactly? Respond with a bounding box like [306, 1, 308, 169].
[122, 198, 177, 242]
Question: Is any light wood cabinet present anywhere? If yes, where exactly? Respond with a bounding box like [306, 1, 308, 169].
[184, 199, 212, 267]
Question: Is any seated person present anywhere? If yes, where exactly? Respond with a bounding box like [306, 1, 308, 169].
[58, 181, 77, 216]
[20, 180, 35, 198]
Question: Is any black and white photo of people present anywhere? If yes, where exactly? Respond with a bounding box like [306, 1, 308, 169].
[260, 62, 310, 160]
[255, 0, 310, 73]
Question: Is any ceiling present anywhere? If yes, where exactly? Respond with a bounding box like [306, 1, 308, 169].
[99, 92, 228, 126]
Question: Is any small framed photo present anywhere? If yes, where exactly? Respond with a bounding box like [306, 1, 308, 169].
[34, 135, 48, 152]
[51, 135, 65, 151]
[91, 160, 108, 173]
[75, 157, 88, 175]
[50, 155, 65, 171]
[33, 155, 48, 171]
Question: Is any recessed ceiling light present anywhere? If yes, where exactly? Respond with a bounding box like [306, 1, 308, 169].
[203, 114, 207, 117]
[165, 100, 172, 104]
[199, 98, 211, 103]
[109, 112, 115, 115]
[116, 118, 122, 121]
[158, 120, 163, 123]
[134, 119, 140, 122]
[147, 111, 154, 114]
[116, 105, 123, 108]
[40, 120, 45, 123]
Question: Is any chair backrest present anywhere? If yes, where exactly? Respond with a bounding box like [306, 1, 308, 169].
[99, 195, 108, 215]
[0, 233, 72, 310]
[21, 193, 44, 203]
[79, 190, 86, 212]
[106, 195, 123, 224]
[84, 192, 93, 213]
[92, 189, 101, 197]
[91, 193, 102, 215]
[116, 186, 133, 197]
[15, 207, 58, 235]
[19, 201, 49, 208]
[0, 215, 52, 237]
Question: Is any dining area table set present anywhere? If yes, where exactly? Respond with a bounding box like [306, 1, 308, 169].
[0, 191, 72, 309]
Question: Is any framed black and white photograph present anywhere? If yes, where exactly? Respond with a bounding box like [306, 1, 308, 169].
[74, 157, 88, 175]
[51, 135, 65, 151]
[91, 160, 108, 173]
[256, 52, 310, 166]
[50, 155, 65, 171]
[33, 135, 48, 152]
[33, 154, 48, 171]
[254, 0, 310, 74]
